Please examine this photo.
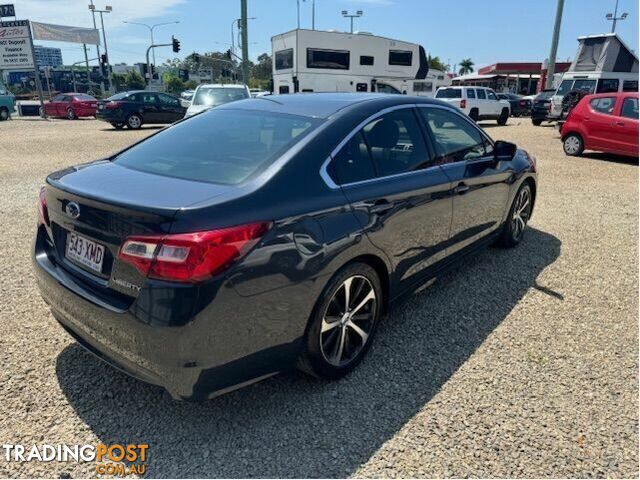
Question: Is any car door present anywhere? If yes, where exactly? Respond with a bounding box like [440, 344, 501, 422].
[57, 95, 71, 117]
[157, 93, 186, 122]
[583, 96, 618, 151]
[613, 96, 639, 155]
[327, 106, 453, 290]
[137, 92, 162, 123]
[46, 94, 63, 116]
[475, 88, 489, 117]
[418, 105, 512, 254]
[486, 89, 501, 116]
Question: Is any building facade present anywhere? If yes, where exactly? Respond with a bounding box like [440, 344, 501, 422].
[34, 45, 63, 68]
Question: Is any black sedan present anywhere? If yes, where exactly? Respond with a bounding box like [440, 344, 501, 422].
[96, 90, 186, 129]
[497, 93, 532, 117]
[34, 94, 537, 400]
[530, 89, 556, 126]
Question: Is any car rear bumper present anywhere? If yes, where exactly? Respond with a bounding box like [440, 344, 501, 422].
[96, 110, 126, 123]
[33, 226, 307, 400]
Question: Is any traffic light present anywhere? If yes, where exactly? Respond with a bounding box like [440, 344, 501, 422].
[225, 49, 232, 60]
[172, 36, 180, 53]
[101, 53, 108, 64]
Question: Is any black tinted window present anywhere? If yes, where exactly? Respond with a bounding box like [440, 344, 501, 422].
[621, 97, 638, 119]
[487, 90, 498, 100]
[330, 132, 376, 185]
[476, 89, 487, 99]
[596, 79, 619, 93]
[389, 50, 412, 66]
[466, 89, 476, 99]
[360, 55, 374, 66]
[589, 97, 616, 115]
[114, 110, 319, 185]
[307, 48, 349, 69]
[573, 79, 596, 93]
[623, 80, 639, 92]
[361, 109, 431, 176]
[275, 49, 293, 70]
[435, 88, 461, 99]
[158, 93, 179, 106]
[419, 108, 486, 164]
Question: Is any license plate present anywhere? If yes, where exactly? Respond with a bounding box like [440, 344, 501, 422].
[66, 232, 105, 274]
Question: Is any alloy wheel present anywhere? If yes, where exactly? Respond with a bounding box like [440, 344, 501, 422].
[511, 187, 531, 241]
[320, 275, 377, 367]
[128, 115, 141, 129]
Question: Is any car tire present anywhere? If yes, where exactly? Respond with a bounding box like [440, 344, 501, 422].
[0, 107, 9, 121]
[298, 262, 383, 380]
[66, 108, 77, 120]
[532, 119, 542, 126]
[563, 133, 584, 156]
[497, 108, 509, 125]
[469, 108, 479, 122]
[497, 182, 533, 248]
[126, 113, 143, 129]
[111, 122, 124, 130]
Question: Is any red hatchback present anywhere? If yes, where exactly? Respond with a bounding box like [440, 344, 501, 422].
[43, 93, 98, 119]
[560, 92, 638, 158]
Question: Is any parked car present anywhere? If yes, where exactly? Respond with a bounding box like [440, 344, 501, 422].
[33, 93, 537, 400]
[0, 83, 16, 121]
[42, 93, 98, 120]
[560, 92, 638, 157]
[435, 86, 511, 124]
[185, 84, 251, 117]
[96, 91, 186, 129]
[180, 89, 194, 108]
[531, 89, 556, 126]
[496, 93, 531, 117]
[249, 88, 270, 98]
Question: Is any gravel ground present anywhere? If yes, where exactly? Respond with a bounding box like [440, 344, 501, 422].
[0, 116, 637, 478]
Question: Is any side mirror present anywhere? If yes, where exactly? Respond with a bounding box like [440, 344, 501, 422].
[494, 140, 517, 159]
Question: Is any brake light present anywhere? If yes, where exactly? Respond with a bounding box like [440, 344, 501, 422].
[519, 100, 526, 107]
[118, 222, 272, 282]
[37, 186, 50, 226]
[460, 99, 466, 109]
[106, 101, 123, 109]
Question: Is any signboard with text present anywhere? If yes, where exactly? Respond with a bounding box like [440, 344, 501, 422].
[0, 20, 34, 69]
[0, 4, 15, 18]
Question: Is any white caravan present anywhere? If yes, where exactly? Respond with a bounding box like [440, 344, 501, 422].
[549, 33, 639, 119]
[271, 29, 450, 96]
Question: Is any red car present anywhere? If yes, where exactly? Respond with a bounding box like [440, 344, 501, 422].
[43, 93, 98, 119]
[561, 92, 638, 158]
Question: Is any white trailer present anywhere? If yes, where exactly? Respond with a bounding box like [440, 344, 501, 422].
[271, 29, 450, 96]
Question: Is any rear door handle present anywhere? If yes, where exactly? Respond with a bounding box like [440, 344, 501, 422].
[454, 183, 470, 195]
[370, 200, 393, 214]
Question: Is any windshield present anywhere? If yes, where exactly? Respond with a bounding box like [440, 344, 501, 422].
[193, 87, 249, 106]
[555, 80, 574, 97]
[435, 88, 462, 99]
[113, 110, 320, 185]
[536, 90, 555, 101]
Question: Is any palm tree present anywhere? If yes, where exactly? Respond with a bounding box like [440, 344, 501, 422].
[458, 58, 474, 76]
[427, 54, 447, 72]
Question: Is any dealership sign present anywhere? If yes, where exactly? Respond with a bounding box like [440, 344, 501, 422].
[31, 21, 100, 45]
[0, 20, 34, 69]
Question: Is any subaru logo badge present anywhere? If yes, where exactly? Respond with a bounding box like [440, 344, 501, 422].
[65, 201, 81, 219]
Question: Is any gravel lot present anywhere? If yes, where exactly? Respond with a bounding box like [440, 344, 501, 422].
[0, 116, 637, 478]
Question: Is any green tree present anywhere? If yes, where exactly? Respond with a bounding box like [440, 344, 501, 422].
[165, 75, 185, 95]
[458, 58, 474, 76]
[125, 70, 145, 89]
[427, 54, 447, 72]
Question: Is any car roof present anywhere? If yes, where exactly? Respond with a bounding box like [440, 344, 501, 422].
[585, 91, 639, 99]
[214, 92, 447, 119]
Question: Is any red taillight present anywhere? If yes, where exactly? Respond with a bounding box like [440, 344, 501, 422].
[118, 222, 272, 282]
[460, 99, 466, 109]
[106, 101, 123, 109]
[37, 186, 50, 226]
[519, 100, 526, 107]
[546, 103, 552, 113]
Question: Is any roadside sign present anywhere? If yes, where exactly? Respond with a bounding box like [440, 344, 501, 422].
[0, 20, 34, 69]
[0, 4, 15, 18]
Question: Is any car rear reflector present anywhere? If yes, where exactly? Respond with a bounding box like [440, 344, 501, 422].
[37, 186, 50, 226]
[118, 222, 272, 282]
[460, 99, 466, 109]
[106, 101, 123, 109]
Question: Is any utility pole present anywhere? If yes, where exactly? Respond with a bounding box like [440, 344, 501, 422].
[88, 1, 102, 82]
[296, 0, 300, 29]
[312, 0, 316, 30]
[545, 0, 564, 89]
[240, 0, 249, 85]
[83, 43, 90, 91]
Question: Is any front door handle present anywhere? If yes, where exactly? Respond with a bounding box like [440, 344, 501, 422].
[370, 200, 393, 214]
[454, 183, 470, 195]
[614, 121, 625, 126]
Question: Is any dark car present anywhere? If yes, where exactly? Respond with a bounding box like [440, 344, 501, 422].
[531, 89, 556, 126]
[34, 93, 537, 400]
[497, 93, 531, 117]
[96, 90, 186, 129]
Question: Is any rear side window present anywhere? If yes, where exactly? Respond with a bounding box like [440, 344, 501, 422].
[307, 48, 349, 69]
[466, 89, 476, 99]
[419, 108, 487, 164]
[476, 89, 487, 99]
[623, 80, 639, 92]
[621, 98, 639, 119]
[275, 49, 293, 70]
[389, 50, 412, 66]
[435, 88, 461, 99]
[114, 110, 319, 185]
[330, 132, 376, 185]
[596, 79, 619, 93]
[589, 97, 616, 115]
[572, 79, 596, 94]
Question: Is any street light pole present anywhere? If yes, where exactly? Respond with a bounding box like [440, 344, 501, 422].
[89, 4, 113, 93]
[341, 10, 363, 34]
[606, 0, 628, 33]
[123, 21, 180, 66]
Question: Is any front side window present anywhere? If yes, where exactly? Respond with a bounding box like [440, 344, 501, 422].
[572, 79, 596, 94]
[589, 97, 616, 115]
[486, 90, 498, 100]
[114, 110, 319, 185]
[476, 89, 487, 99]
[361, 109, 431, 176]
[621, 98, 639, 119]
[389, 50, 412, 66]
[307, 48, 349, 70]
[158, 93, 179, 106]
[275, 49, 293, 70]
[419, 108, 487, 164]
[329, 132, 376, 185]
[623, 80, 639, 92]
[51, 94, 64, 102]
[596, 79, 619, 93]
[556, 79, 574, 97]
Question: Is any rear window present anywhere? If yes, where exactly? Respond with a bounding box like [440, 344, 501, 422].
[74, 94, 96, 101]
[108, 92, 130, 101]
[113, 110, 320, 185]
[192, 87, 249, 106]
[435, 88, 462, 99]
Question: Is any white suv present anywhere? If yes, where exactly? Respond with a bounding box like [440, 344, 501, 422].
[435, 86, 511, 125]
[185, 84, 251, 117]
